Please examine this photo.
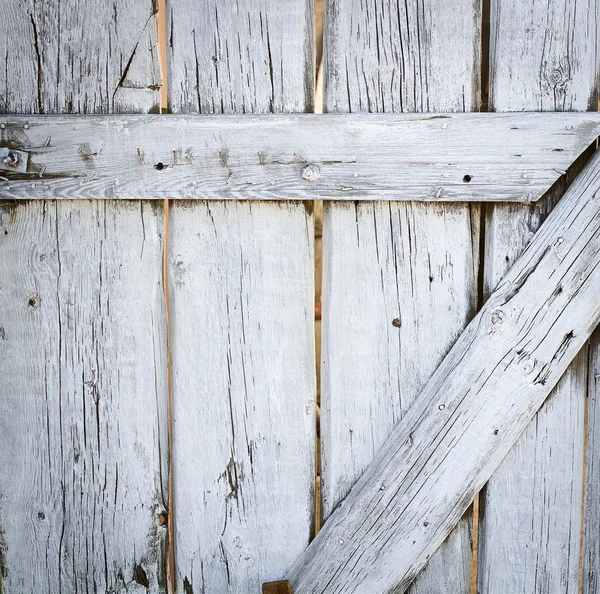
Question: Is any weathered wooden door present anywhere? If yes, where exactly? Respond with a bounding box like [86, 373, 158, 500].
[1, 0, 599, 593]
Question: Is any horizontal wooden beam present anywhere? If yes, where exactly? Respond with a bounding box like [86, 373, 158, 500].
[0, 113, 598, 201]
[287, 148, 600, 593]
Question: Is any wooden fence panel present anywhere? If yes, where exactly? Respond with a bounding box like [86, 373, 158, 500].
[166, 1, 316, 592]
[0, 2, 168, 594]
[477, 1, 598, 592]
[321, 1, 481, 592]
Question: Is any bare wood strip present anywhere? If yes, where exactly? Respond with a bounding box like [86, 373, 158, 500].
[289, 147, 600, 594]
[321, 0, 481, 592]
[0, 113, 599, 201]
[479, 1, 599, 591]
[0, 1, 168, 592]
[166, 0, 316, 592]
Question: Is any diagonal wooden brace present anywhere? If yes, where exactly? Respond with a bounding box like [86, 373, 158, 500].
[0, 113, 599, 202]
[288, 148, 600, 593]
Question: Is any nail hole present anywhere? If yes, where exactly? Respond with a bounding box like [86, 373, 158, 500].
[493, 429, 499, 435]
[28, 297, 38, 308]
[462, 175, 472, 183]
[37, 511, 45, 520]
[154, 162, 166, 170]
[392, 318, 402, 328]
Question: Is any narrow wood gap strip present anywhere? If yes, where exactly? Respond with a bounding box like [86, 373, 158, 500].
[470, 2, 491, 588]
[157, 1, 174, 592]
[313, 0, 325, 539]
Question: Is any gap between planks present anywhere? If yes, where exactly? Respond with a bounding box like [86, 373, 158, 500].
[156, 0, 175, 592]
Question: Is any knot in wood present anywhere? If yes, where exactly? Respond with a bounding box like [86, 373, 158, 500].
[521, 357, 536, 375]
[301, 163, 320, 181]
[490, 308, 506, 327]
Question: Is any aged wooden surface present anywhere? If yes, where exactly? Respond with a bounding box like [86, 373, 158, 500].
[0, 0, 161, 115]
[585, 328, 600, 594]
[290, 147, 600, 594]
[262, 579, 293, 594]
[0, 1, 168, 593]
[321, 1, 480, 593]
[478, 1, 598, 592]
[1, 113, 600, 201]
[166, 0, 316, 592]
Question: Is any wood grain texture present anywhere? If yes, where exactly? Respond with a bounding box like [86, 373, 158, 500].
[584, 327, 600, 594]
[488, 0, 599, 113]
[2, 113, 600, 202]
[321, 1, 481, 592]
[167, 0, 314, 114]
[290, 147, 600, 594]
[166, 1, 316, 592]
[479, 2, 599, 591]
[0, 0, 162, 115]
[324, 0, 481, 113]
[0, 1, 167, 593]
[0, 201, 168, 594]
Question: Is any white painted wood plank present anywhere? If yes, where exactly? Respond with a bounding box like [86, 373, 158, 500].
[322, 1, 480, 592]
[584, 328, 600, 594]
[0, 201, 168, 594]
[169, 201, 316, 592]
[2, 112, 600, 202]
[166, 1, 316, 592]
[0, 0, 162, 115]
[290, 147, 600, 594]
[0, 1, 168, 593]
[478, 2, 598, 591]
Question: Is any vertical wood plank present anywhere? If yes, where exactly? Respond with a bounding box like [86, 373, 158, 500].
[478, 2, 598, 592]
[166, 1, 316, 592]
[0, 2, 168, 593]
[585, 328, 600, 594]
[321, 1, 481, 592]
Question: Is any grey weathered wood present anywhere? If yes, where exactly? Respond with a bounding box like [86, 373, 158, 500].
[166, 0, 316, 592]
[0, 0, 162, 115]
[478, 1, 598, 591]
[0, 201, 168, 594]
[584, 328, 600, 594]
[1, 113, 600, 201]
[289, 147, 600, 594]
[0, 1, 168, 593]
[321, 1, 480, 592]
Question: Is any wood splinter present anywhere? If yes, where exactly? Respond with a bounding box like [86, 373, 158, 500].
[262, 579, 293, 594]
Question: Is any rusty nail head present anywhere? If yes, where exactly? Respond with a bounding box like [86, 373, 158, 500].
[2, 152, 19, 167]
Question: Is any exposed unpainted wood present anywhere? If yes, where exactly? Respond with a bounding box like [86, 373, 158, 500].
[0, 2, 168, 593]
[166, 0, 316, 592]
[584, 328, 600, 594]
[478, 1, 599, 591]
[321, 1, 481, 592]
[290, 147, 600, 594]
[1, 113, 600, 201]
[263, 580, 293, 594]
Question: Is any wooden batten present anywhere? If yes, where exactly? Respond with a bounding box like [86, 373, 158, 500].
[0, 113, 599, 201]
